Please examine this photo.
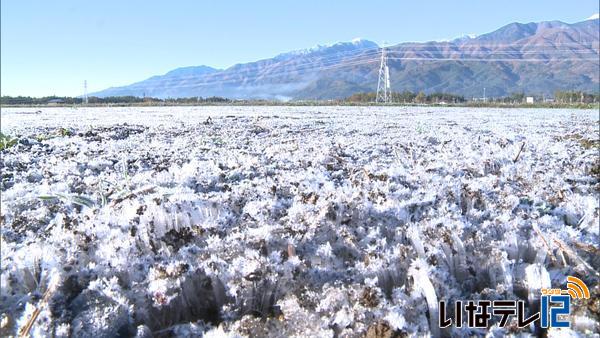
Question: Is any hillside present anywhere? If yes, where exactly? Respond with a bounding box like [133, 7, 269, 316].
[92, 18, 599, 99]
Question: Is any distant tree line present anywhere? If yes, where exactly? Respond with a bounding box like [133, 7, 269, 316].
[345, 91, 599, 104]
[485, 92, 525, 104]
[1, 96, 83, 105]
[345, 91, 466, 103]
[478, 91, 599, 104]
[553, 91, 599, 104]
[2, 91, 598, 106]
[164, 96, 231, 104]
[0, 95, 230, 105]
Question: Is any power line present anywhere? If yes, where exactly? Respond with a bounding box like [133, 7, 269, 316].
[112, 43, 598, 88]
[97, 39, 598, 93]
[123, 55, 382, 90]
[387, 56, 598, 62]
[123, 48, 384, 88]
[119, 52, 598, 92]
[388, 41, 598, 48]
[388, 49, 599, 56]
[117, 55, 597, 92]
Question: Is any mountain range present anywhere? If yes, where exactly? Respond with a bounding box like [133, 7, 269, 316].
[92, 18, 599, 100]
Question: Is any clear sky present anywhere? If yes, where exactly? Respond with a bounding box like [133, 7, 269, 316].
[1, 0, 598, 97]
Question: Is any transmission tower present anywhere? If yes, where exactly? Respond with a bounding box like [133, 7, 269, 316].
[376, 44, 391, 103]
[83, 80, 89, 105]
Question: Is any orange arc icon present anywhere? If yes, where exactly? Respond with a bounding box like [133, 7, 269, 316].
[566, 276, 590, 299]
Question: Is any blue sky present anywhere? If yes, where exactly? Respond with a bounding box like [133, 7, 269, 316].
[1, 0, 598, 97]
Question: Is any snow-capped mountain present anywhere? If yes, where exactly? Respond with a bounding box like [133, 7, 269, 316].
[274, 39, 379, 60]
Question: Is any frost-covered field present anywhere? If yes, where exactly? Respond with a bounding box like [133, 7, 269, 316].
[1, 106, 599, 337]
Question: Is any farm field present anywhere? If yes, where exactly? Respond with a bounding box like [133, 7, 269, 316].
[1, 106, 599, 337]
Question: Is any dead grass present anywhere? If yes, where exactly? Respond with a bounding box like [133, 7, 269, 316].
[555, 133, 600, 150]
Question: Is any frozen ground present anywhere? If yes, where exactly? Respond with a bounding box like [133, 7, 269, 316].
[1, 106, 599, 337]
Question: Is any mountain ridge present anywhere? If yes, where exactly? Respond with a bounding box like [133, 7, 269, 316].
[92, 18, 599, 99]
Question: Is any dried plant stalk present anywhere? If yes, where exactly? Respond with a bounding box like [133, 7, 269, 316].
[554, 238, 599, 277]
[531, 222, 557, 264]
[18, 275, 58, 337]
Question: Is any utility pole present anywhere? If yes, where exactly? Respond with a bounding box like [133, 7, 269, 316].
[83, 80, 89, 105]
[483, 87, 486, 102]
[376, 44, 391, 103]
